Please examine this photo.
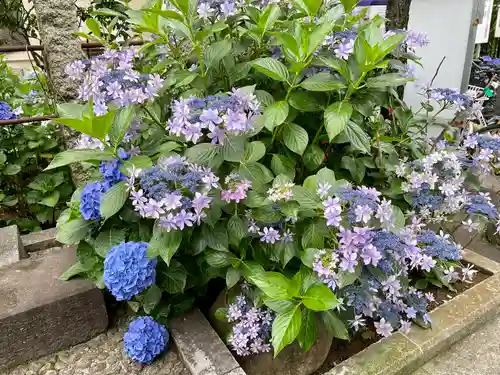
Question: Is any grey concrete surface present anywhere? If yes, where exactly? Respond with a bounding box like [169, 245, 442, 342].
[412, 313, 500, 375]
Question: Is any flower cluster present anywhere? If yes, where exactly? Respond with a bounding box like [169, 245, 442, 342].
[221, 174, 252, 203]
[227, 294, 274, 356]
[324, 31, 357, 60]
[482, 56, 500, 65]
[462, 133, 500, 172]
[267, 182, 294, 202]
[103, 242, 158, 301]
[167, 88, 260, 144]
[0, 101, 17, 120]
[417, 230, 462, 261]
[197, 0, 243, 18]
[322, 185, 394, 228]
[422, 86, 473, 111]
[129, 156, 217, 231]
[65, 49, 163, 115]
[124, 316, 169, 364]
[399, 150, 466, 220]
[79, 156, 127, 221]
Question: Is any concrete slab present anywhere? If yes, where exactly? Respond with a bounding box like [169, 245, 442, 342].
[0, 225, 24, 268]
[0, 247, 107, 371]
[21, 227, 59, 252]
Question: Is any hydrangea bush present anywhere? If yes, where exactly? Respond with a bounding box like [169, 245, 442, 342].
[51, 0, 496, 364]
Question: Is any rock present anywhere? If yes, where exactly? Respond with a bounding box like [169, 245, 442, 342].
[21, 229, 59, 253]
[209, 291, 333, 375]
[0, 226, 24, 268]
[0, 247, 108, 371]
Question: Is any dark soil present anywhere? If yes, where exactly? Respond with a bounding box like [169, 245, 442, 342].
[313, 270, 490, 375]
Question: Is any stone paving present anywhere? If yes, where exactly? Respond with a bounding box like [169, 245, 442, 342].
[413, 314, 500, 375]
[0, 324, 190, 375]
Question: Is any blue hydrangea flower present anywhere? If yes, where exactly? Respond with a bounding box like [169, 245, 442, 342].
[100, 158, 126, 188]
[103, 242, 157, 301]
[0, 101, 16, 120]
[417, 230, 461, 260]
[124, 316, 169, 364]
[465, 194, 499, 220]
[80, 181, 108, 220]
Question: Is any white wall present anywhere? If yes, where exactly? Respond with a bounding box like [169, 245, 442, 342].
[403, 0, 481, 123]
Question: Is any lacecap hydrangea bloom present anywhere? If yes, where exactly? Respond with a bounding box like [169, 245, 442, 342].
[103, 242, 157, 301]
[124, 316, 169, 364]
[166, 88, 260, 145]
[65, 49, 163, 115]
[227, 294, 274, 356]
[129, 156, 218, 231]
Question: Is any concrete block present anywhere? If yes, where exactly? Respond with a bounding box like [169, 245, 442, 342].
[170, 308, 242, 375]
[21, 227, 59, 252]
[0, 247, 108, 371]
[0, 225, 24, 268]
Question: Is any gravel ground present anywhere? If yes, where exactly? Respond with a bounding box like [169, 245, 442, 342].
[0, 324, 190, 375]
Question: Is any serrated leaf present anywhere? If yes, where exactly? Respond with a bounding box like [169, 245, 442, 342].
[297, 308, 317, 351]
[344, 121, 371, 154]
[56, 218, 90, 245]
[302, 284, 338, 311]
[288, 91, 324, 112]
[185, 143, 223, 168]
[271, 305, 302, 357]
[263, 101, 289, 131]
[283, 123, 308, 155]
[301, 219, 329, 249]
[226, 268, 241, 289]
[366, 73, 412, 88]
[271, 154, 295, 180]
[228, 215, 247, 247]
[251, 58, 289, 82]
[40, 191, 60, 207]
[3, 164, 21, 175]
[100, 181, 128, 219]
[221, 135, 246, 162]
[291, 186, 320, 209]
[205, 39, 232, 70]
[143, 284, 162, 314]
[46, 150, 113, 170]
[148, 227, 182, 265]
[59, 261, 90, 281]
[205, 249, 238, 267]
[300, 72, 345, 91]
[303, 145, 324, 171]
[161, 261, 187, 294]
[94, 228, 126, 257]
[325, 102, 352, 141]
[250, 272, 293, 300]
[243, 141, 266, 163]
[322, 310, 349, 340]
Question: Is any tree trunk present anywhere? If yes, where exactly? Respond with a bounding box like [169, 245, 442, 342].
[385, 0, 412, 30]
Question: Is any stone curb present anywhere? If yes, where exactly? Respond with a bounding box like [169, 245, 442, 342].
[21, 227, 60, 253]
[322, 250, 500, 375]
[170, 308, 245, 375]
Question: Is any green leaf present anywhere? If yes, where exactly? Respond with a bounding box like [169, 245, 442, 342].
[221, 135, 246, 162]
[124, 155, 153, 169]
[239, 162, 275, 188]
[340, 0, 359, 12]
[251, 58, 289, 82]
[258, 4, 281, 33]
[337, 263, 362, 288]
[263, 101, 289, 131]
[343, 121, 371, 154]
[325, 102, 353, 141]
[283, 123, 308, 155]
[204, 223, 229, 251]
[341, 156, 365, 184]
[161, 261, 187, 294]
[226, 268, 241, 289]
[215, 307, 228, 321]
[86, 18, 101, 36]
[392, 205, 406, 230]
[148, 227, 182, 265]
[100, 181, 128, 219]
[271, 155, 295, 180]
[302, 284, 338, 311]
[264, 298, 296, 313]
[293, 0, 323, 15]
[288, 91, 324, 112]
[366, 73, 412, 88]
[301, 248, 320, 268]
[59, 261, 89, 281]
[56, 218, 91, 245]
[300, 72, 345, 91]
[40, 191, 60, 207]
[157, 141, 182, 155]
[243, 191, 271, 208]
[3, 164, 21, 175]
[143, 284, 162, 314]
[45, 150, 113, 170]
[291, 186, 320, 209]
[243, 141, 266, 163]
[297, 308, 317, 351]
[185, 143, 223, 168]
[250, 272, 293, 300]
[271, 305, 302, 357]
[303, 145, 324, 171]
[228, 215, 246, 247]
[301, 219, 329, 249]
[205, 249, 238, 267]
[321, 310, 349, 340]
[94, 228, 126, 257]
[205, 39, 232, 70]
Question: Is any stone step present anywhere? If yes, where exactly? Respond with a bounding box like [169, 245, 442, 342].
[0, 226, 108, 371]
